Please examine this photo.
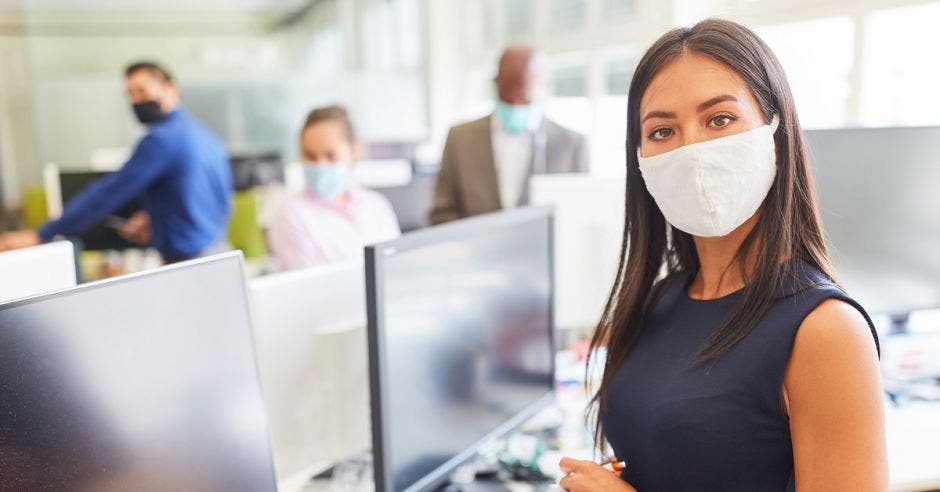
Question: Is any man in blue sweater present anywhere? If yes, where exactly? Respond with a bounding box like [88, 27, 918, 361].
[0, 62, 233, 263]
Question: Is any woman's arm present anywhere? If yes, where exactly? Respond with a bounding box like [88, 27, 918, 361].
[786, 298, 888, 491]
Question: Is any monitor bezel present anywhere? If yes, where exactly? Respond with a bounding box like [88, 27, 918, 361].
[365, 206, 557, 492]
[0, 251, 244, 310]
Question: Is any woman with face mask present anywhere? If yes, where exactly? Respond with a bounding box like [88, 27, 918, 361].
[558, 19, 887, 492]
[267, 106, 400, 271]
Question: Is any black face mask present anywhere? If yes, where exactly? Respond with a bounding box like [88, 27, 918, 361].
[132, 100, 165, 124]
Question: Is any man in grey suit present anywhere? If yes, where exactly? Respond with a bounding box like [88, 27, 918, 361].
[429, 45, 589, 225]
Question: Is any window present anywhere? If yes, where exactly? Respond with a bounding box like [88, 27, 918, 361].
[604, 54, 637, 95]
[544, 98, 594, 140]
[604, 0, 636, 19]
[546, 60, 591, 168]
[550, 0, 586, 32]
[360, 0, 423, 71]
[307, 23, 342, 76]
[505, 0, 532, 39]
[592, 95, 628, 176]
[757, 17, 854, 129]
[551, 63, 588, 97]
[595, 51, 637, 175]
[859, 2, 940, 126]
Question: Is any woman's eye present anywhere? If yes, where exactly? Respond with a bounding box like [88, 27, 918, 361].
[649, 128, 673, 140]
[710, 115, 735, 128]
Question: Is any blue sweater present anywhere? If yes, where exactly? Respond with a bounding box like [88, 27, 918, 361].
[39, 109, 233, 258]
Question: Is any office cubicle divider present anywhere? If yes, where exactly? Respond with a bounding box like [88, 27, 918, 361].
[247, 260, 370, 487]
[529, 173, 625, 332]
[0, 240, 76, 303]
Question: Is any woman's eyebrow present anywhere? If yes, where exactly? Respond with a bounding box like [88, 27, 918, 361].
[641, 95, 739, 123]
[641, 110, 677, 123]
[697, 94, 738, 113]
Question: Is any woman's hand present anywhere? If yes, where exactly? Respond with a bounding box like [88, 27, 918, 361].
[558, 457, 637, 492]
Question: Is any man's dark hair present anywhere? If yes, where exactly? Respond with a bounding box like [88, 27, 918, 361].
[125, 61, 174, 83]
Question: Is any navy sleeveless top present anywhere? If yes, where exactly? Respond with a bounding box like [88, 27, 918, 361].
[600, 260, 878, 491]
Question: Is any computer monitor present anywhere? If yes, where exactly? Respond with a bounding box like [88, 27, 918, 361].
[529, 173, 625, 331]
[230, 152, 284, 192]
[0, 253, 277, 491]
[0, 241, 76, 303]
[43, 165, 146, 251]
[374, 173, 436, 232]
[366, 206, 556, 492]
[248, 261, 370, 487]
[805, 126, 940, 315]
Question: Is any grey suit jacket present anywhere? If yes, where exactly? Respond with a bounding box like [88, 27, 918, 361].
[429, 115, 589, 225]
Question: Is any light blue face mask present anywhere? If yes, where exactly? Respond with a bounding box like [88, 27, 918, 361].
[496, 102, 533, 133]
[304, 162, 350, 199]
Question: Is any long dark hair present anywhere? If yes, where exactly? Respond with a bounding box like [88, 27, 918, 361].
[588, 19, 836, 450]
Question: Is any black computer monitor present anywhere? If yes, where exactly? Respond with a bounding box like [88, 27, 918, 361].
[230, 152, 284, 191]
[365, 206, 556, 492]
[0, 253, 277, 491]
[373, 173, 436, 232]
[58, 170, 145, 251]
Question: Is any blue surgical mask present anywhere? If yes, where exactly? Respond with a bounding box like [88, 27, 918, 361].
[304, 162, 350, 199]
[496, 102, 533, 133]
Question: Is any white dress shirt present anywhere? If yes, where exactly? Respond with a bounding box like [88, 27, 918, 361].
[490, 110, 542, 208]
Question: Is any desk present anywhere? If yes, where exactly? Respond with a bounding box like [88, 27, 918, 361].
[886, 401, 940, 491]
[287, 361, 940, 492]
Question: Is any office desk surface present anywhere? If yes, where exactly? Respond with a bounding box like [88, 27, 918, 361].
[886, 400, 940, 491]
[288, 367, 940, 492]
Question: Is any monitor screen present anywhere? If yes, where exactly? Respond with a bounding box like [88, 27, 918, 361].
[59, 171, 145, 251]
[373, 174, 436, 232]
[366, 207, 556, 492]
[805, 126, 940, 315]
[0, 253, 277, 491]
[230, 152, 284, 191]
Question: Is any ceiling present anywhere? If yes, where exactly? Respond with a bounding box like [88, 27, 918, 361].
[0, 0, 329, 35]
[2, 0, 311, 14]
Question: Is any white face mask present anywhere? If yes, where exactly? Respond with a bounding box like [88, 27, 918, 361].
[637, 114, 780, 237]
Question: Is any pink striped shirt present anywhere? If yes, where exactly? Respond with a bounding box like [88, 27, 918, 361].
[268, 186, 401, 271]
